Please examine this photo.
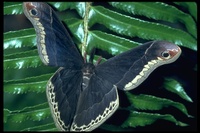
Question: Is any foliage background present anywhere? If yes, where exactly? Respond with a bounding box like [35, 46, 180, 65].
[4, 2, 197, 131]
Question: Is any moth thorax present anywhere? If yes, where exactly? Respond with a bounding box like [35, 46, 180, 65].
[81, 63, 95, 91]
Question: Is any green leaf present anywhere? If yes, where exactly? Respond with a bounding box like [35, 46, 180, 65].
[4, 109, 10, 123]
[4, 54, 43, 70]
[122, 111, 188, 128]
[4, 103, 51, 123]
[89, 6, 197, 51]
[109, 2, 197, 39]
[4, 49, 38, 60]
[87, 31, 140, 55]
[174, 2, 197, 21]
[4, 73, 52, 94]
[4, 2, 23, 15]
[4, 73, 52, 84]
[4, 81, 46, 94]
[125, 92, 191, 117]
[14, 102, 49, 112]
[163, 78, 193, 102]
[21, 123, 57, 131]
[48, 2, 86, 18]
[4, 28, 36, 50]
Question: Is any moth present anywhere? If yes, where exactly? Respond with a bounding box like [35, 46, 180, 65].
[23, 2, 182, 131]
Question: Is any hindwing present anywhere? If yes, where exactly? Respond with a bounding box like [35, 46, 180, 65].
[46, 68, 82, 131]
[71, 74, 119, 131]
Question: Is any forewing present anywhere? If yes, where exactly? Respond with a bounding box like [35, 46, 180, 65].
[23, 2, 83, 68]
[95, 41, 181, 90]
[46, 68, 82, 131]
[70, 75, 119, 131]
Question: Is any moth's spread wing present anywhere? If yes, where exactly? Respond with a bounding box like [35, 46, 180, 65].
[70, 75, 119, 131]
[46, 68, 82, 131]
[95, 41, 181, 91]
[23, 4, 182, 131]
[23, 2, 83, 68]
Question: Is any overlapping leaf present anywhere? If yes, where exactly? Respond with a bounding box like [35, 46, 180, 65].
[125, 92, 191, 117]
[48, 2, 86, 18]
[4, 2, 23, 15]
[163, 78, 193, 102]
[122, 111, 188, 128]
[21, 123, 57, 131]
[109, 2, 197, 39]
[89, 6, 197, 51]
[4, 103, 51, 123]
[4, 28, 36, 50]
[4, 73, 53, 94]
